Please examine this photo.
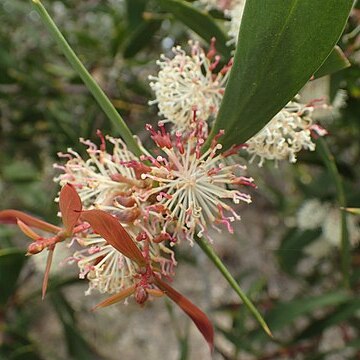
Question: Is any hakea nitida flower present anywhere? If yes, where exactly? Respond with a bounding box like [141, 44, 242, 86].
[55, 133, 176, 294]
[133, 122, 254, 244]
[0, 184, 83, 298]
[149, 39, 232, 132]
[54, 133, 143, 208]
[80, 209, 214, 351]
[246, 100, 327, 167]
[71, 224, 176, 295]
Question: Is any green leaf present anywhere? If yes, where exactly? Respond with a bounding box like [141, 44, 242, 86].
[0, 248, 26, 306]
[123, 19, 162, 58]
[207, 0, 354, 150]
[31, 0, 142, 157]
[156, 0, 231, 58]
[125, 0, 147, 32]
[277, 228, 321, 275]
[266, 291, 351, 333]
[316, 138, 350, 288]
[195, 237, 272, 338]
[314, 46, 351, 79]
[249, 291, 351, 342]
[51, 292, 103, 360]
[295, 298, 360, 341]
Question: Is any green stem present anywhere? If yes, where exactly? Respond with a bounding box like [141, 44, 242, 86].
[195, 236, 273, 338]
[316, 137, 350, 288]
[31, 0, 142, 157]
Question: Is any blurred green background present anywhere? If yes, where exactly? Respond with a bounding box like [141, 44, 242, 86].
[1, 1, 360, 359]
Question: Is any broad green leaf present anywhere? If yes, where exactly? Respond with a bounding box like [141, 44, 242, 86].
[0, 248, 26, 306]
[208, 0, 355, 150]
[156, 0, 231, 58]
[123, 19, 162, 58]
[314, 46, 351, 79]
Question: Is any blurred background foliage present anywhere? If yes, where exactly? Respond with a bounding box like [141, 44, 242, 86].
[0, 0, 360, 359]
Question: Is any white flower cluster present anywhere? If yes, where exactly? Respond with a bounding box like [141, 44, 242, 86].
[296, 199, 360, 258]
[149, 41, 231, 132]
[142, 123, 253, 244]
[55, 135, 176, 295]
[150, 41, 322, 167]
[246, 101, 316, 167]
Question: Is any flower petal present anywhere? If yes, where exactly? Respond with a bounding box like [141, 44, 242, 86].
[59, 184, 82, 235]
[92, 285, 136, 310]
[155, 278, 214, 352]
[81, 210, 146, 266]
[0, 210, 61, 234]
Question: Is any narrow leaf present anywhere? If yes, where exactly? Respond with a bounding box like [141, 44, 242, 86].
[126, 0, 147, 32]
[314, 46, 351, 79]
[317, 137, 350, 288]
[195, 236, 272, 337]
[0, 210, 61, 234]
[343, 207, 360, 215]
[0, 248, 27, 306]
[59, 184, 82, 235]
[265, 291, 351, 332]
[51, 292, 103, 360]
[155, 278, 214, 352]
[93, 285, 136, 310]
[296, 299, 360, 341]
[81, 210, 146, 266]
[123, 19, 162, 58]
[207, 0, 355, 150]
[156, 0, 231, 58]
[277, 228, 321, 275]
[17, 220, 42, 241]
[31, 0, 142, 157]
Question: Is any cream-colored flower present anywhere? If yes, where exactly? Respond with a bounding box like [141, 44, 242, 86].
[54, 135, 140, 208]
[55, 134, 176, 295]
[149, 41, 231, 132]
[72, 229, 175, 295]
[141, 123, 253, 244]
[246, 101, 316, 166]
